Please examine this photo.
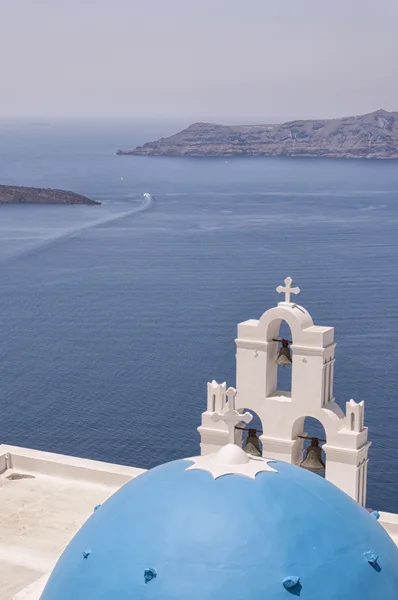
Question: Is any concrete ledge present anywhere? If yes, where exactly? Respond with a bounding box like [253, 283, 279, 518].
[12, 573, 49, 600]
[379, 511, 398, 546]
[0, 444, 146, 487]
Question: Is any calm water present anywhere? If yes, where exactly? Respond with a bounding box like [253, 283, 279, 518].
[0, 121, 397, 512]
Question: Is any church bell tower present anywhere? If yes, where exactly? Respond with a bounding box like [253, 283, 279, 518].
[198, 278, 371, 506]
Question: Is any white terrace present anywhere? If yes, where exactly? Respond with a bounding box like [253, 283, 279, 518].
[0, 445, 145, 600]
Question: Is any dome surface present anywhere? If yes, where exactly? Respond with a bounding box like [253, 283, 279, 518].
[40, 454, 398, 600]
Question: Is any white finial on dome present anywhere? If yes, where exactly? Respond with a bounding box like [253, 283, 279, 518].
[210, 387, 252, 445]
[276, 277, 300, 304]
[216, 443, 250, 465]
[185, 444, 277, 479]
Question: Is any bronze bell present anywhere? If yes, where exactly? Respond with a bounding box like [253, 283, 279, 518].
[244, 428, 262, 457]
[300, 438, 325, 471]
[275, 339, 292, 367]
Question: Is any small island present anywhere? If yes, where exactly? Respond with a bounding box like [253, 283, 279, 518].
[0, 185, 100, 205]
[116, 109, 398, 159]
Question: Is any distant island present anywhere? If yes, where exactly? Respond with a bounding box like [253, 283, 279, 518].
[117, 109, 398, 159]
[0, 185, 100, 205]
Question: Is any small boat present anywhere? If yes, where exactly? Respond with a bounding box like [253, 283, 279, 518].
[143, 193, 152, 200]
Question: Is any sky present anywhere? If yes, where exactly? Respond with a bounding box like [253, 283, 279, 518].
[1, 0, 397, 123]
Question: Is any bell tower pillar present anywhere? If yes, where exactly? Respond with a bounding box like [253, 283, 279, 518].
[323, 400, 370, 506]
[198, 382, 244, 454]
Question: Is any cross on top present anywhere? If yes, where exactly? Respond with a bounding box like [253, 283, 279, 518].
[276, 277, 300, 304]
[211, 387, 253, 444]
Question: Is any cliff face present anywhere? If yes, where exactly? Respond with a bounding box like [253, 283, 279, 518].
[117, 110, 398, 159]
[0, 185, 100, 205]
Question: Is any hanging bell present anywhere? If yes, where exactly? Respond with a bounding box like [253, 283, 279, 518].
[300, 438, 325, 471]
[275, 339, 292, 367]
[244, 428, 262, 456]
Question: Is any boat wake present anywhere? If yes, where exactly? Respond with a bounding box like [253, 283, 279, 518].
[0, 193, 154, 264]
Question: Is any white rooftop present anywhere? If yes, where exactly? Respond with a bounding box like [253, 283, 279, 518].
[0, 444, 145, 600]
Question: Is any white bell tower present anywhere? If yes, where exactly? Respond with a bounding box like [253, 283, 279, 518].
[198, 278, 371, 506]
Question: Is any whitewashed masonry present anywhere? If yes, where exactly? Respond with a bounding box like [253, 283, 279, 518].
[198, 278, 371, 506]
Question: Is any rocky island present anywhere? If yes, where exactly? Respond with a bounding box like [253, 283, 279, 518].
[0, 185, 100, 205]
[117, 109, 398, 159]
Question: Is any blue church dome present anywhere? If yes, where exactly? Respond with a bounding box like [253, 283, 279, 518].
[40, 450, 398, 600]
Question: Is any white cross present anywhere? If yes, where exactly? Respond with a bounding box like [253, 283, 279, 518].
[276, 277, 300, 304]
[211, 387, 253, 444]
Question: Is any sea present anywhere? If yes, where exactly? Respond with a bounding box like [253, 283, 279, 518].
[0, 120, 397, 513]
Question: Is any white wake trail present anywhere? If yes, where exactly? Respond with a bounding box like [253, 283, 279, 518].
[0, 194, 153, 264]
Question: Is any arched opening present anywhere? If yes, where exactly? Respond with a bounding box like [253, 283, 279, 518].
[238, 408, 263, 456]
[293, 416, 327, 477]
[350, 412, 355, 431]
[275, 320, 293, 395]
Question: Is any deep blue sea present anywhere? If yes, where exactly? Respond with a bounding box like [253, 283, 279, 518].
[0, 120, 397, 512]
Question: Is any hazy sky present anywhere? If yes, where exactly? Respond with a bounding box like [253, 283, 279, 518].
[1, 0, 397, 122]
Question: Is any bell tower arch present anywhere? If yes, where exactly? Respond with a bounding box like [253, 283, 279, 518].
[198, 278, 371, 506]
